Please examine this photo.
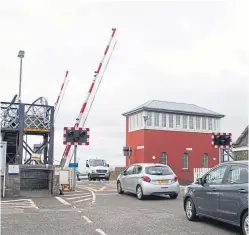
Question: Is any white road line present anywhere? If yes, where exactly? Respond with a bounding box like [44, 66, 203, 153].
[1, 199, 39, 209]
[63, 193, 90, 197]
[1, 205, 35, 208]
[96, 229, 108, 235]
[74, 198, 92, 204]
[1, 199, 31, 202]
[87, 188, 96, 204]
[55, 196, 71, 206]
[82, 215, 92, 223]
[67, 195, 91, 200]
[95, 193, 118, 196]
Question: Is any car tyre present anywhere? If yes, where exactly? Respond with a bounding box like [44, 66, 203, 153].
[117, 181, 124, 194]
[88, 174, 92, 181]
[136, 185, 144, 200]
[242, 211, 248, 235]
[169, 193, 178, 199]
[105, 177, 110, 181]
[185, 198, 197, 221]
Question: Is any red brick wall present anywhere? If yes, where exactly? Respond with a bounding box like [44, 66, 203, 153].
[126, 124, 220, 182]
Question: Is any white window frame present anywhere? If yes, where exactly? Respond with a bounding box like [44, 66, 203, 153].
[202, 153, 208, 168]
[196, 116, 200, 130]
[208, 118, 212, 130]
[183, 115, 188, 129]
[169, 114, 174, 128]
[176, 115, 181, 128]
[160, 152, 167, 165]
[147, 112, 152, 126]
[202, 117, 206, 130]
[162, 113, 166, 127]
[182, 153, 188, 169]
[154, 112, 159, 127]
[189, 116, 194, 129]
[214, 119, 217, 131]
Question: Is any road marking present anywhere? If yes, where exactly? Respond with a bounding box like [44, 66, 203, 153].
[74, 198, 92, 204]
[82, 215, 92, 223]
[55, 196, 71, 206]
[67, 195, 92, 200]
[63, 193, 90, 197]
[2, 199, 31, 202]
[95, 193, 118, 196]
[96, 228, 107, 235]
[88, 188, 96, 204]
[1, 199, 39, 209]
[87, 186, 107, 192]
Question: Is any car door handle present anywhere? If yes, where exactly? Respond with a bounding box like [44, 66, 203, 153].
[238, 189, 248, 193]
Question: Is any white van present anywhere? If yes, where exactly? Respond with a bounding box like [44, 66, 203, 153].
[82, 158, 110, 181]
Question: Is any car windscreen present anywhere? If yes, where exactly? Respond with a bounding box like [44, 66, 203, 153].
[145, 166, 173, 175]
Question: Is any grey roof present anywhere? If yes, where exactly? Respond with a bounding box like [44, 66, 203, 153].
[122, 100, 225, 118]
[233, 125, 248, 147]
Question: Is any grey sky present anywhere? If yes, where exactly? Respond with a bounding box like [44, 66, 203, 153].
[1, 0, 248, 167]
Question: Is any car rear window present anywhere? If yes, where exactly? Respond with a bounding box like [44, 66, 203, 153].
[145, 166, 173, 175]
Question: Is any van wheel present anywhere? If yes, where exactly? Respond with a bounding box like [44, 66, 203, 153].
[185, 198, 197, 221]
[242, 211, 248, 235]
[117, 181, 124, 194]
[88, 174, 92, 181]
[136, 185, 144, 200]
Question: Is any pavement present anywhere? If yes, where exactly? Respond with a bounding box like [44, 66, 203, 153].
[1, 180, 242, 235]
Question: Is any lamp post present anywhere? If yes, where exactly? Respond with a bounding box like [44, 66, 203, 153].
[17, 50, 25, 103]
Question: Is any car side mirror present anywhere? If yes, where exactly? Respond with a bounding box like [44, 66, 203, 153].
[86, 164, 89, 168]
[197, 178, 203, 185]
[122, 171, 127, 175]
[107, 164, 109, 167]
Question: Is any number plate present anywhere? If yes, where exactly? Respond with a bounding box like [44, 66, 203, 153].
[157, 180, 169, 184]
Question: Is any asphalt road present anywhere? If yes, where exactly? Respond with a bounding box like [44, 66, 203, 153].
[1, 180, 242, 235]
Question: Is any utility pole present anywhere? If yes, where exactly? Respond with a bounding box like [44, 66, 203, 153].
[17, 50, 25, 103]
[73, 145, 77, 191]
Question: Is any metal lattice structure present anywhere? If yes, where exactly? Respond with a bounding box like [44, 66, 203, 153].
[1, 96, 54, 165]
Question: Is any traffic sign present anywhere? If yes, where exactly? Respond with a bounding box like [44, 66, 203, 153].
[69, 163, 78, 168]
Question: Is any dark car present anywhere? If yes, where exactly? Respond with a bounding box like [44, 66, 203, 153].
[183, 160, 248, 235]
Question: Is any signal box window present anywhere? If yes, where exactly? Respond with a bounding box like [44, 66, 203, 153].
[160, 152, 167, 165]
[182, 153, 188, 169]
[202, 153, 208, 168]
[154, 112, 159, 127]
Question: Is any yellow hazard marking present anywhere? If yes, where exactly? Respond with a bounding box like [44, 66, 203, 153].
[87, 186, 106, 192]
[24, 128, 49, 133]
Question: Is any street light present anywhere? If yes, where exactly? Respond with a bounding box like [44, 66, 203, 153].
[17, 50, 25, 103]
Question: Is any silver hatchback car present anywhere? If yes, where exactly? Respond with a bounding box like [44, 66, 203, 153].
[117, 163, 180, 200]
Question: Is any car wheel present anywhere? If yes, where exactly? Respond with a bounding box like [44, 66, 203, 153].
[242, 211, 248, 235]
[169, 193, 178, 199]
[136, 185, 144, 200]
[185, 198, 197, 221]
[105, 178, 110, 181]
[88, 174, 92, 181]
[117, 181, 124, 194]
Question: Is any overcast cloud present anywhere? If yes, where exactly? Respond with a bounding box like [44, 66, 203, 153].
[1, 0, 248, 168]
